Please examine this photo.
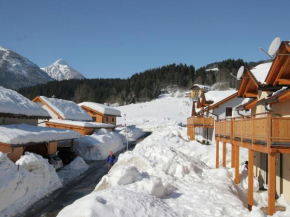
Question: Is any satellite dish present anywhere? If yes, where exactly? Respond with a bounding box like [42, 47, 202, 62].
[260, 37, 281, 58]
[236, 66, 244, 80]
[268, 37, 281, 57]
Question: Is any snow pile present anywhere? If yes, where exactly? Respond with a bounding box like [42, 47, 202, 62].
[79, 102, 121, 116]
[0, 152, 62, 216]
[0, 124, 81, 145]
[48, 119, 115, 128]
[58, 125, 250, 217]
[73, 129, 124, 160]
[118, 125, 146, 143]
[57, 157, 89, 184]
[250, 62, 272, 84]
[0, 86, 50, 117]
[39, 96, 92, 121]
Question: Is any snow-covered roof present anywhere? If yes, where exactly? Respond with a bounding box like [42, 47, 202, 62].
[48, 119, 115, 128]
[39, 96, 92, 121]
[204, 89, 237, 104]
[79, 102, 121, 117]
[190, 84, 210, 90]
[250, 62, 272, 84]
[0, 124, 81, 145]
[0, 86, 50, 118]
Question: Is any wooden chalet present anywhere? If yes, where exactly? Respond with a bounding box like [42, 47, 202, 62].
[215, 41, 290, 215]
[189, 84, 210, 100]
[33, 96, 115, 135]
[0, 87, 80, 162]
[79, 102, 121, 126]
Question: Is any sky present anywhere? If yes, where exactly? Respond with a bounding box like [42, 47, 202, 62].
[0, 0, 289, 79]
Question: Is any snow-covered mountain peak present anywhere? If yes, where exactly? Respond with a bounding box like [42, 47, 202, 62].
[54, 59, 68, 65]
[0, 46, 8, 52]
[41, 60, 85, 81]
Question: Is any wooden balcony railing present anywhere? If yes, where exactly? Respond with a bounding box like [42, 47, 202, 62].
[215, 113, 290, 148]
[187, 116, 214, 128]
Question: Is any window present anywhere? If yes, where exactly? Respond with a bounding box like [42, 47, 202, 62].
[112, 118, 115, 122]
[92, 117, 96, 122]
[226, 107, 232, 117]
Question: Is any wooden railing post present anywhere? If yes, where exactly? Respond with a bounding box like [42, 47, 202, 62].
[248, 149, 254, 210]
[268, 152, 276, 215]
[231, 118, 235, 168]
[216, 140, 219, 168]
[223, 142, 226, 167]
[235, 143, 240, 184]
[267, 113, 272, 153]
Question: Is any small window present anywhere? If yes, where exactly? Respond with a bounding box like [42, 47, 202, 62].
[92, 117, 96, 122]
[226, 107, 232, 117]
[112, 118, 115, 122]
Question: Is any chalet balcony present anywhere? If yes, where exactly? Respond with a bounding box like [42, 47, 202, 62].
[187, 116, 214, 128]
[215, 113, 290, 150]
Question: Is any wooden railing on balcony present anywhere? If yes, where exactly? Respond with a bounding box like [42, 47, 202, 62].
[187, 116, 214, 128]
[215, 113, 290, 148]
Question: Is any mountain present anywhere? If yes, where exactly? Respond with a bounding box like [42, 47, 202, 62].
[0, 47, 53, 89]
[41, 59, 85, 81]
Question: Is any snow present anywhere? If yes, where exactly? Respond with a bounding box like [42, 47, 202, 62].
[41, 59, 85, 81]
[40, 96, 92, 121]
[0, 152, 62, 216]
[204, 89, 236, 103]
[0, 86, 50, 117]
[48, 119, 115, 128]
[117, 92, 192, 131]
[190, 84, 211, 90]
[118, 125, 146, 143]
[250, 62, 273, 84]
[57, 157, 89, 185]
[79, 102, 121, 116]
[73, 129, 124, 160]
[206, 67, 219, 72]
[0, 124, 81, 145]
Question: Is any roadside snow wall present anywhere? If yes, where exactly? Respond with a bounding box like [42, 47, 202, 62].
[73, 129, 124, 160]
[0, 152, 62, 216]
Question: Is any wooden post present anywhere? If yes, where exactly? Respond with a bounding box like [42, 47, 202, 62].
[216, 140, 219, 168]
[235, 143, 240, 184]
[192, 127, 195, 141]
[231, 144, 235, 168]
[268, 152, 276, 216]
[223, 142, 226, 167]
[248, 149, 254, 210]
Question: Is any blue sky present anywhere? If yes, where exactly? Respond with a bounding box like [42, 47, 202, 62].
[0, 0, 289, 79]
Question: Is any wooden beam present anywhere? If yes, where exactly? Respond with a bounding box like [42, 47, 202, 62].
[235, 144, 240, 184]
[231, 144, 235, 168]
[268, 152, 276, 216]
[252, 144, 268, 153]
[277, 79, 290, 85]
[223, 142, 226, 167]
[272, 148, 290, 154]
[248, 149, 254, 210]
[244, 93, 258, 98]
[216, 140, 219, 168]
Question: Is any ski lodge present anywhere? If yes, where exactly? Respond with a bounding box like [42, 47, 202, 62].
[79, 102, 121, 126]
[0, 87, 81, 162]
[32, 96, 115, 135]
[187, 40, 290, 215]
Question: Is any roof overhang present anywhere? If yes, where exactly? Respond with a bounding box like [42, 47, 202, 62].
[0, 112, 50, 120]
[236, 98, 258, 111]
[237, 69, 259, 98]
[265, 41, 290, 86]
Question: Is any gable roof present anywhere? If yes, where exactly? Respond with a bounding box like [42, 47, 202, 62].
[265, 41, 290, 86]
[208, 92, 238, 110]
[79, 102, 121, 117]
[33, 96, 92, 121]
[0, 86, 50, 119]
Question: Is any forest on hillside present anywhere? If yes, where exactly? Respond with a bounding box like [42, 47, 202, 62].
[18, 59, 268, 105]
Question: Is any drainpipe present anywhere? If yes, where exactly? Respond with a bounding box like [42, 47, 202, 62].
[7, 146, 14, 155]
[237, 110, 245, 117]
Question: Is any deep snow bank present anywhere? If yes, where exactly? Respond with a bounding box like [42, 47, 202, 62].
[117, 125, 146, 143]
[73, 129, 124, 160]
[58, 124, 250, 217]
[0, 152, 62, 216]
